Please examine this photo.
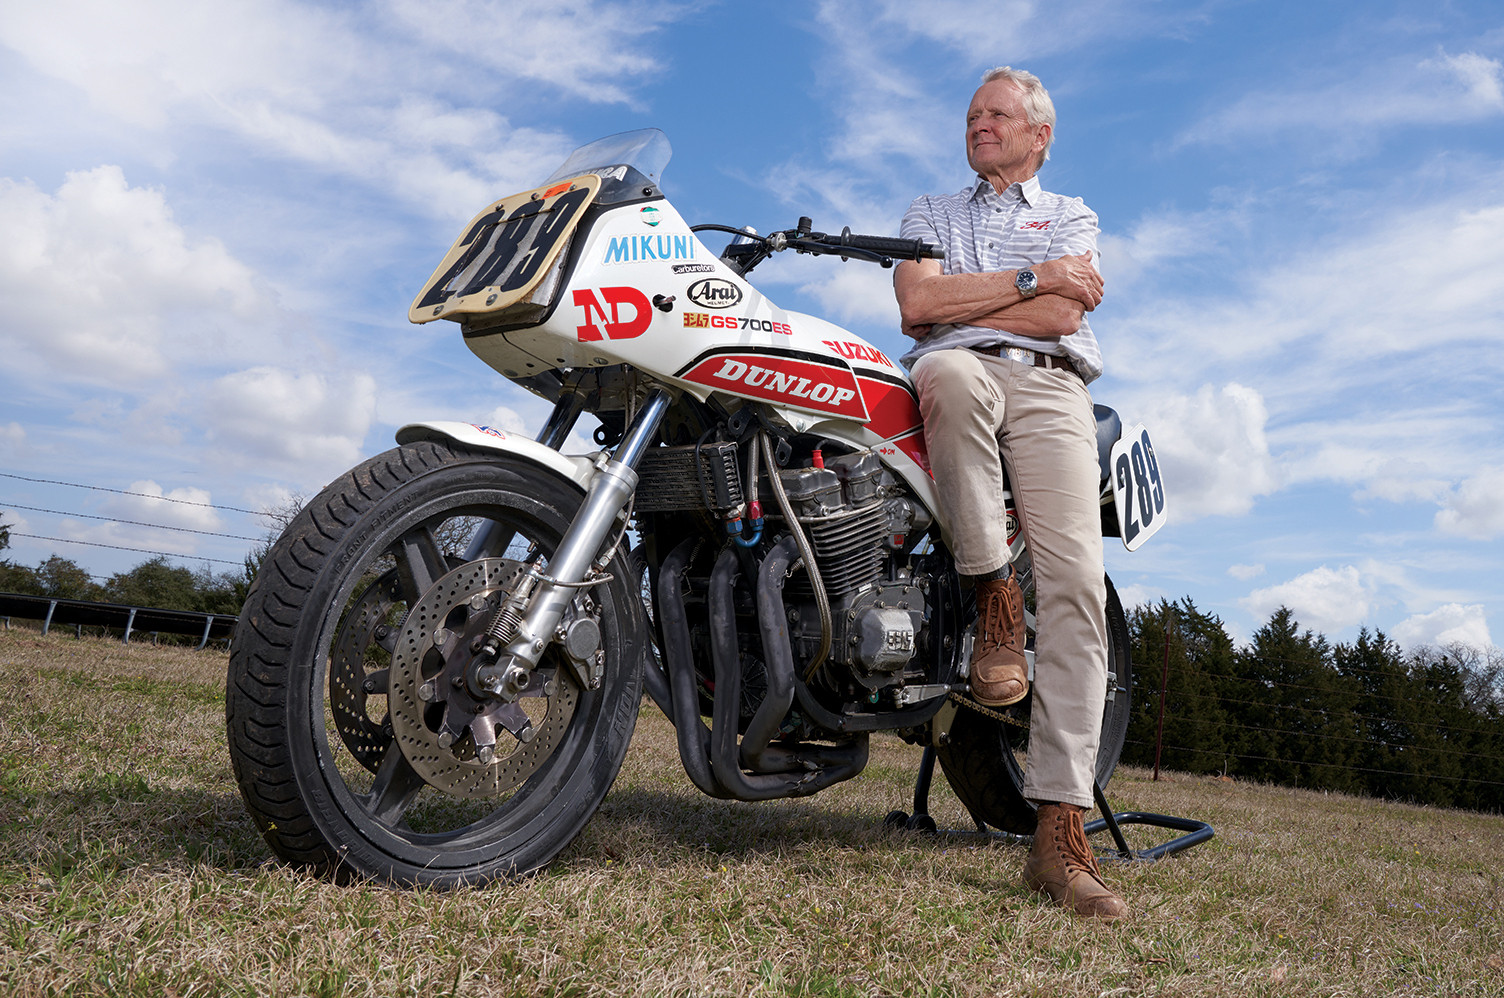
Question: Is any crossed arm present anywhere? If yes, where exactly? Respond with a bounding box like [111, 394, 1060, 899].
[894, 251, 1104, 341]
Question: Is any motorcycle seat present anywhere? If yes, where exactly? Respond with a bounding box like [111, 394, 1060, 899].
[1093, 404, 1122, 492]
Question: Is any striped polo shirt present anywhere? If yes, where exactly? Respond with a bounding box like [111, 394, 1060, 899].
[898, 174, 1103, 383]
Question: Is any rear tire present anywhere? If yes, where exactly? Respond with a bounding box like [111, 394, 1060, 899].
[225, 441, 645, 886]
[935, 575, 1132, 835]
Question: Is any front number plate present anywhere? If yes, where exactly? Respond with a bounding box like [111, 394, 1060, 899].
[409, 173, 602, 324]
[1109, 423, 1168, 551]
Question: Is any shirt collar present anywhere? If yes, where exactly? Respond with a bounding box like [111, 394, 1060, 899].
[970, 174, 1042, 207]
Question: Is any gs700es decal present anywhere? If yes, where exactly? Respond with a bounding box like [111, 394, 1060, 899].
[678, 352, 868, 420]
[683, 312, 792, 334]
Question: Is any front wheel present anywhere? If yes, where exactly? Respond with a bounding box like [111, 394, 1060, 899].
[226, 441, 645, 886]
[935, 574, 1132, 835]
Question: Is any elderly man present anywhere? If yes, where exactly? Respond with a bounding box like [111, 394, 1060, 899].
[894, 66, 1124, 919]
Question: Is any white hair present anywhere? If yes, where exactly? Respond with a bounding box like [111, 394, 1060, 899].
[980, 66, 1056, 168]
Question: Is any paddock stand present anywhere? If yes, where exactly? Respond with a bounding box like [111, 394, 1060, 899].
[885, 746, 1215, 862]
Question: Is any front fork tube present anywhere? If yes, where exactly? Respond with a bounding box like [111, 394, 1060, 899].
[479, 388, 671, 691]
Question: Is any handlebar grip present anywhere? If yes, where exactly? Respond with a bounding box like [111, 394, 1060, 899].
[834, 233, 944, 261]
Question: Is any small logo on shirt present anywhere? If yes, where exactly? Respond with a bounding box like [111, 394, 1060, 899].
[1019, 220, 1053, 230]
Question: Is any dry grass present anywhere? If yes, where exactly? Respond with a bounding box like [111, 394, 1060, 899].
[1, 626, 1502, 997]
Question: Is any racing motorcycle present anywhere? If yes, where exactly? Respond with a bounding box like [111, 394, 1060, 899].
[226, 129, 1169, 886]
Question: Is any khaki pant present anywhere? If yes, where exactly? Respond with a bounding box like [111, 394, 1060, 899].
[911, 348, 1107, 809]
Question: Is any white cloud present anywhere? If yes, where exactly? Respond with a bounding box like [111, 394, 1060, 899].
[1392, 603, 1494, 650]
[1180, 49, 1504, 147]
[798, 265, 902, 329]
[1097, 210, 1222, 290]
[379, 0, 674, 105]
[1435, 466, 1504, 540]
[99, 481, 223, 534]
[1242, 564, 1374, 634]
[0, 0, 680, 219]
[1126, 383, 1277, 520]
[1228, 563, 1264, 580]
[1430, 51, 1504, 113]
[206, 366, 378, 477]
[1113, 581, 1165, 611]
[0, 422, 24, 456]
[0, 167, 268, 383]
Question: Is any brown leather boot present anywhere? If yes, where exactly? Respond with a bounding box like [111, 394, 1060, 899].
[1023, 803, 1129, 920]
[969, 573, 1028, 706]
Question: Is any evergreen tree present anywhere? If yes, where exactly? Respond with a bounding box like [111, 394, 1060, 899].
[1124, 598, 1235, 775]
[1230, 608, 1361, 791]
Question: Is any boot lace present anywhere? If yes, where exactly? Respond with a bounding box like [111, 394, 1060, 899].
[977, 577, 1020, 652]
[1055, 809, 1107, 885]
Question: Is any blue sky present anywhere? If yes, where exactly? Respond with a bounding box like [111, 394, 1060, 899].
[1, 0, 1501, 650]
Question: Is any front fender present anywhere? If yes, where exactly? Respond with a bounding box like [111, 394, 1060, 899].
[395, 421, 599, 492]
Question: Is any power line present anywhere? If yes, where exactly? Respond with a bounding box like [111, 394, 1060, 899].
[0, 471, 274, 518]
[2, 503, 262, 541]
[9, 533, 243, 567]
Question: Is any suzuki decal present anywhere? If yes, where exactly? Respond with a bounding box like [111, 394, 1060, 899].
[574, 287, 653, 341]
[823, 339, 895, 368]
[678, 352, 868, 420]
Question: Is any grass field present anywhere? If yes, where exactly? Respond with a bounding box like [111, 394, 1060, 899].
[1, 626, 1502, 997]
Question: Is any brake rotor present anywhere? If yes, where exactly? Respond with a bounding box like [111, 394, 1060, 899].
[330, 569, 402, 773]
[386, 558, 580, 799]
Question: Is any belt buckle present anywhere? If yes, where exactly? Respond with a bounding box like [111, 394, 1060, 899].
[1003, 346, 1033, 365]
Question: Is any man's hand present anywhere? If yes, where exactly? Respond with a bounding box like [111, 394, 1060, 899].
[1035, 251, 1103, 311]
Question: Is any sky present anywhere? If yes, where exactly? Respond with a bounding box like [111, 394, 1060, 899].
[1, 0, 1501, 651]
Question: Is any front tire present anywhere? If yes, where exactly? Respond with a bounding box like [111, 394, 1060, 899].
[226, 441, 645, 886]
[935, 574, 1132, 835]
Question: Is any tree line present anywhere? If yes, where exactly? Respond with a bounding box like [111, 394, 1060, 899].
[1123, 599, 1504, 813]
[0, 513, 266, 620]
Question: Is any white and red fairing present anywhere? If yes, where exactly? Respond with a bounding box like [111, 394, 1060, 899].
[462, 198, 940, 511]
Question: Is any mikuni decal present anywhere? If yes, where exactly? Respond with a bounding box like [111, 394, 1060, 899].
[679, 353, 866, 419]
[683, 312, 792, 335]
[574, 287, 653, 341]
[601, 233, 697, 265]
[823, 339, 895, 368]
[672, 263, 716, 274]
[686, 277, 743, 309]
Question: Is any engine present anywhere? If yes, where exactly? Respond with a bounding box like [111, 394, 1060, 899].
[635, 439, 933, 696]
[773, 450, 930, 691]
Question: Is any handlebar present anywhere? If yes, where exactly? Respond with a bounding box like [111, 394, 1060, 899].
[690, 218, 943, 275]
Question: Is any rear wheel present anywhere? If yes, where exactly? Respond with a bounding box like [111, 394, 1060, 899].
[226, 441, 645, 886]
[935, 574, 1132, 835]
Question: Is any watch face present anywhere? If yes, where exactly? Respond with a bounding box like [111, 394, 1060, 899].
[1016, 270, 1038, 295]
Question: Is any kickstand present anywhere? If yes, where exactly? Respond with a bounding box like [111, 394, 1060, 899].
[1085, 781, 1215, 861]
[890, 745, 1215, 862]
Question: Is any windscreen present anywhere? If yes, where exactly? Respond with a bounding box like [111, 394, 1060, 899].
[543, 129, 672, 204]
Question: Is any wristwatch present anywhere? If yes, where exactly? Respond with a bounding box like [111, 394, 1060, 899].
[1015, 269, 1038, 299]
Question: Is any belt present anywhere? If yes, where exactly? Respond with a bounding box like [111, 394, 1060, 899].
[970, 343, 1080, 379]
